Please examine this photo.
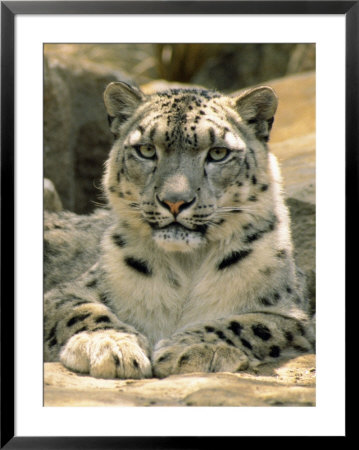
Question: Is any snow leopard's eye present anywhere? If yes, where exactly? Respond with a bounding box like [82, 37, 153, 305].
[207, 147, 230, 162]
[135, 144, 157, 160]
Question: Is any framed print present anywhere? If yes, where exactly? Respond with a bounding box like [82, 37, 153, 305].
[1, 1, 355, 447]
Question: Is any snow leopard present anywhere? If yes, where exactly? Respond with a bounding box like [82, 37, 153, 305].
[44, 81, 315, 379]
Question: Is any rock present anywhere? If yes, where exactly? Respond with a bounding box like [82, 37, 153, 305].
[272, 133, 315, 204]
[44, 354, 315, 406]
[44, 49, 130, 214]
[266, 72, 316, 145]
[191, 44, 315, 92]
[44, 178, 63, 212]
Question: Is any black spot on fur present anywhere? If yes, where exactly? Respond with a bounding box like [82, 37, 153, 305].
[241, 338, 252, 350]
[132, 359, 139, 369]
[47, 325, 57, 342]
[252, 324, 272, 341]
[114, 355, 121, 366]
[86, 279, 97, 288]
[285, 331, 294, 342]
[92, 326, 113, 332]
[259, 297, 272, 306]
[297, 323, 306, 336]
[73, 326, 88, 335]
[149, 125, 157, 140]
[158, 353, 171, 363]
[227, 321, 243, 336]
[261, 184, 269, 192]
[112, 234, 126, 248]
[218, 249, 252, 270]
[215, 330, 226, 340]
[49, 338, 57, 348]
[245, 231, 261, 243]
[125, 257, 152, 276]
[67, 313, 91, 327]
[209, 128, 215, 145]
[226, 338, 235, 347]
[269, 345, 281, 357]
[95, 315, 111, 324]
[251, 175, 257, 185]
[73, 300, 91, 307]
[179, 354, 190, 365]
[205, 326, 215, 333]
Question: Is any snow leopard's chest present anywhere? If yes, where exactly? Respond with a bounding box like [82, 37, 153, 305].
[100, 218, 294, 346]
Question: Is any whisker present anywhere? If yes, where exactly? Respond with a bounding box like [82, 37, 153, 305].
[91, 200, 108, 208]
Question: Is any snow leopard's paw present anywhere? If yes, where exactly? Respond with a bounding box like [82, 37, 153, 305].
[60, 329, 152, 379]
[153, 336, 248, 378]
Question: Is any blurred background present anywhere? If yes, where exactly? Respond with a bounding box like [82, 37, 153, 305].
[44, 43, 315, 214]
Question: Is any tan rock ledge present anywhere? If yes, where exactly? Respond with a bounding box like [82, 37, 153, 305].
[44, 354, 315, 407]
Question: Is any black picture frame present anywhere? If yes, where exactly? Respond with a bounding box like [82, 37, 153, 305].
[1, 1, 355, 447]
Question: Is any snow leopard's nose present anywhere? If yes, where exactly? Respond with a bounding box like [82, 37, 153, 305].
[156, 195, 196, 217]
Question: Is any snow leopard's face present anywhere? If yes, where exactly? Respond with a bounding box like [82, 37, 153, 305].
[104, 83, 277, 252]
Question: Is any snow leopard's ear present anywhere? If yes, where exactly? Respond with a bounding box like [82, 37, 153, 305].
[234, 86, 278, 142]
[104, 82, 145, 133]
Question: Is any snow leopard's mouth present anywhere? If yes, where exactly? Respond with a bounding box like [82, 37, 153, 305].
[151, 223, 207, 252]
[149, 221, 208, 235]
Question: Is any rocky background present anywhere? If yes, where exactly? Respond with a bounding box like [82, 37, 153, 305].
[44, 44, 315, 407]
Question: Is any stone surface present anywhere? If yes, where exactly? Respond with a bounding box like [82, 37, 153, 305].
[44, 49, 129, 213]
[44, 178, 63, 212]
[196, 44, 314, 92]
[44, 354, 315, 407]
[269, 72, 315, 204]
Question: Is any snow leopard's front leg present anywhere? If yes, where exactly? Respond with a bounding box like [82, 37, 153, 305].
[153, 313, 314, 378]
[44, 274, 152, 379]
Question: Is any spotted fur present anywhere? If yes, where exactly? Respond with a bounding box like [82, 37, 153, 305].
[44, 82, 314, 379]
